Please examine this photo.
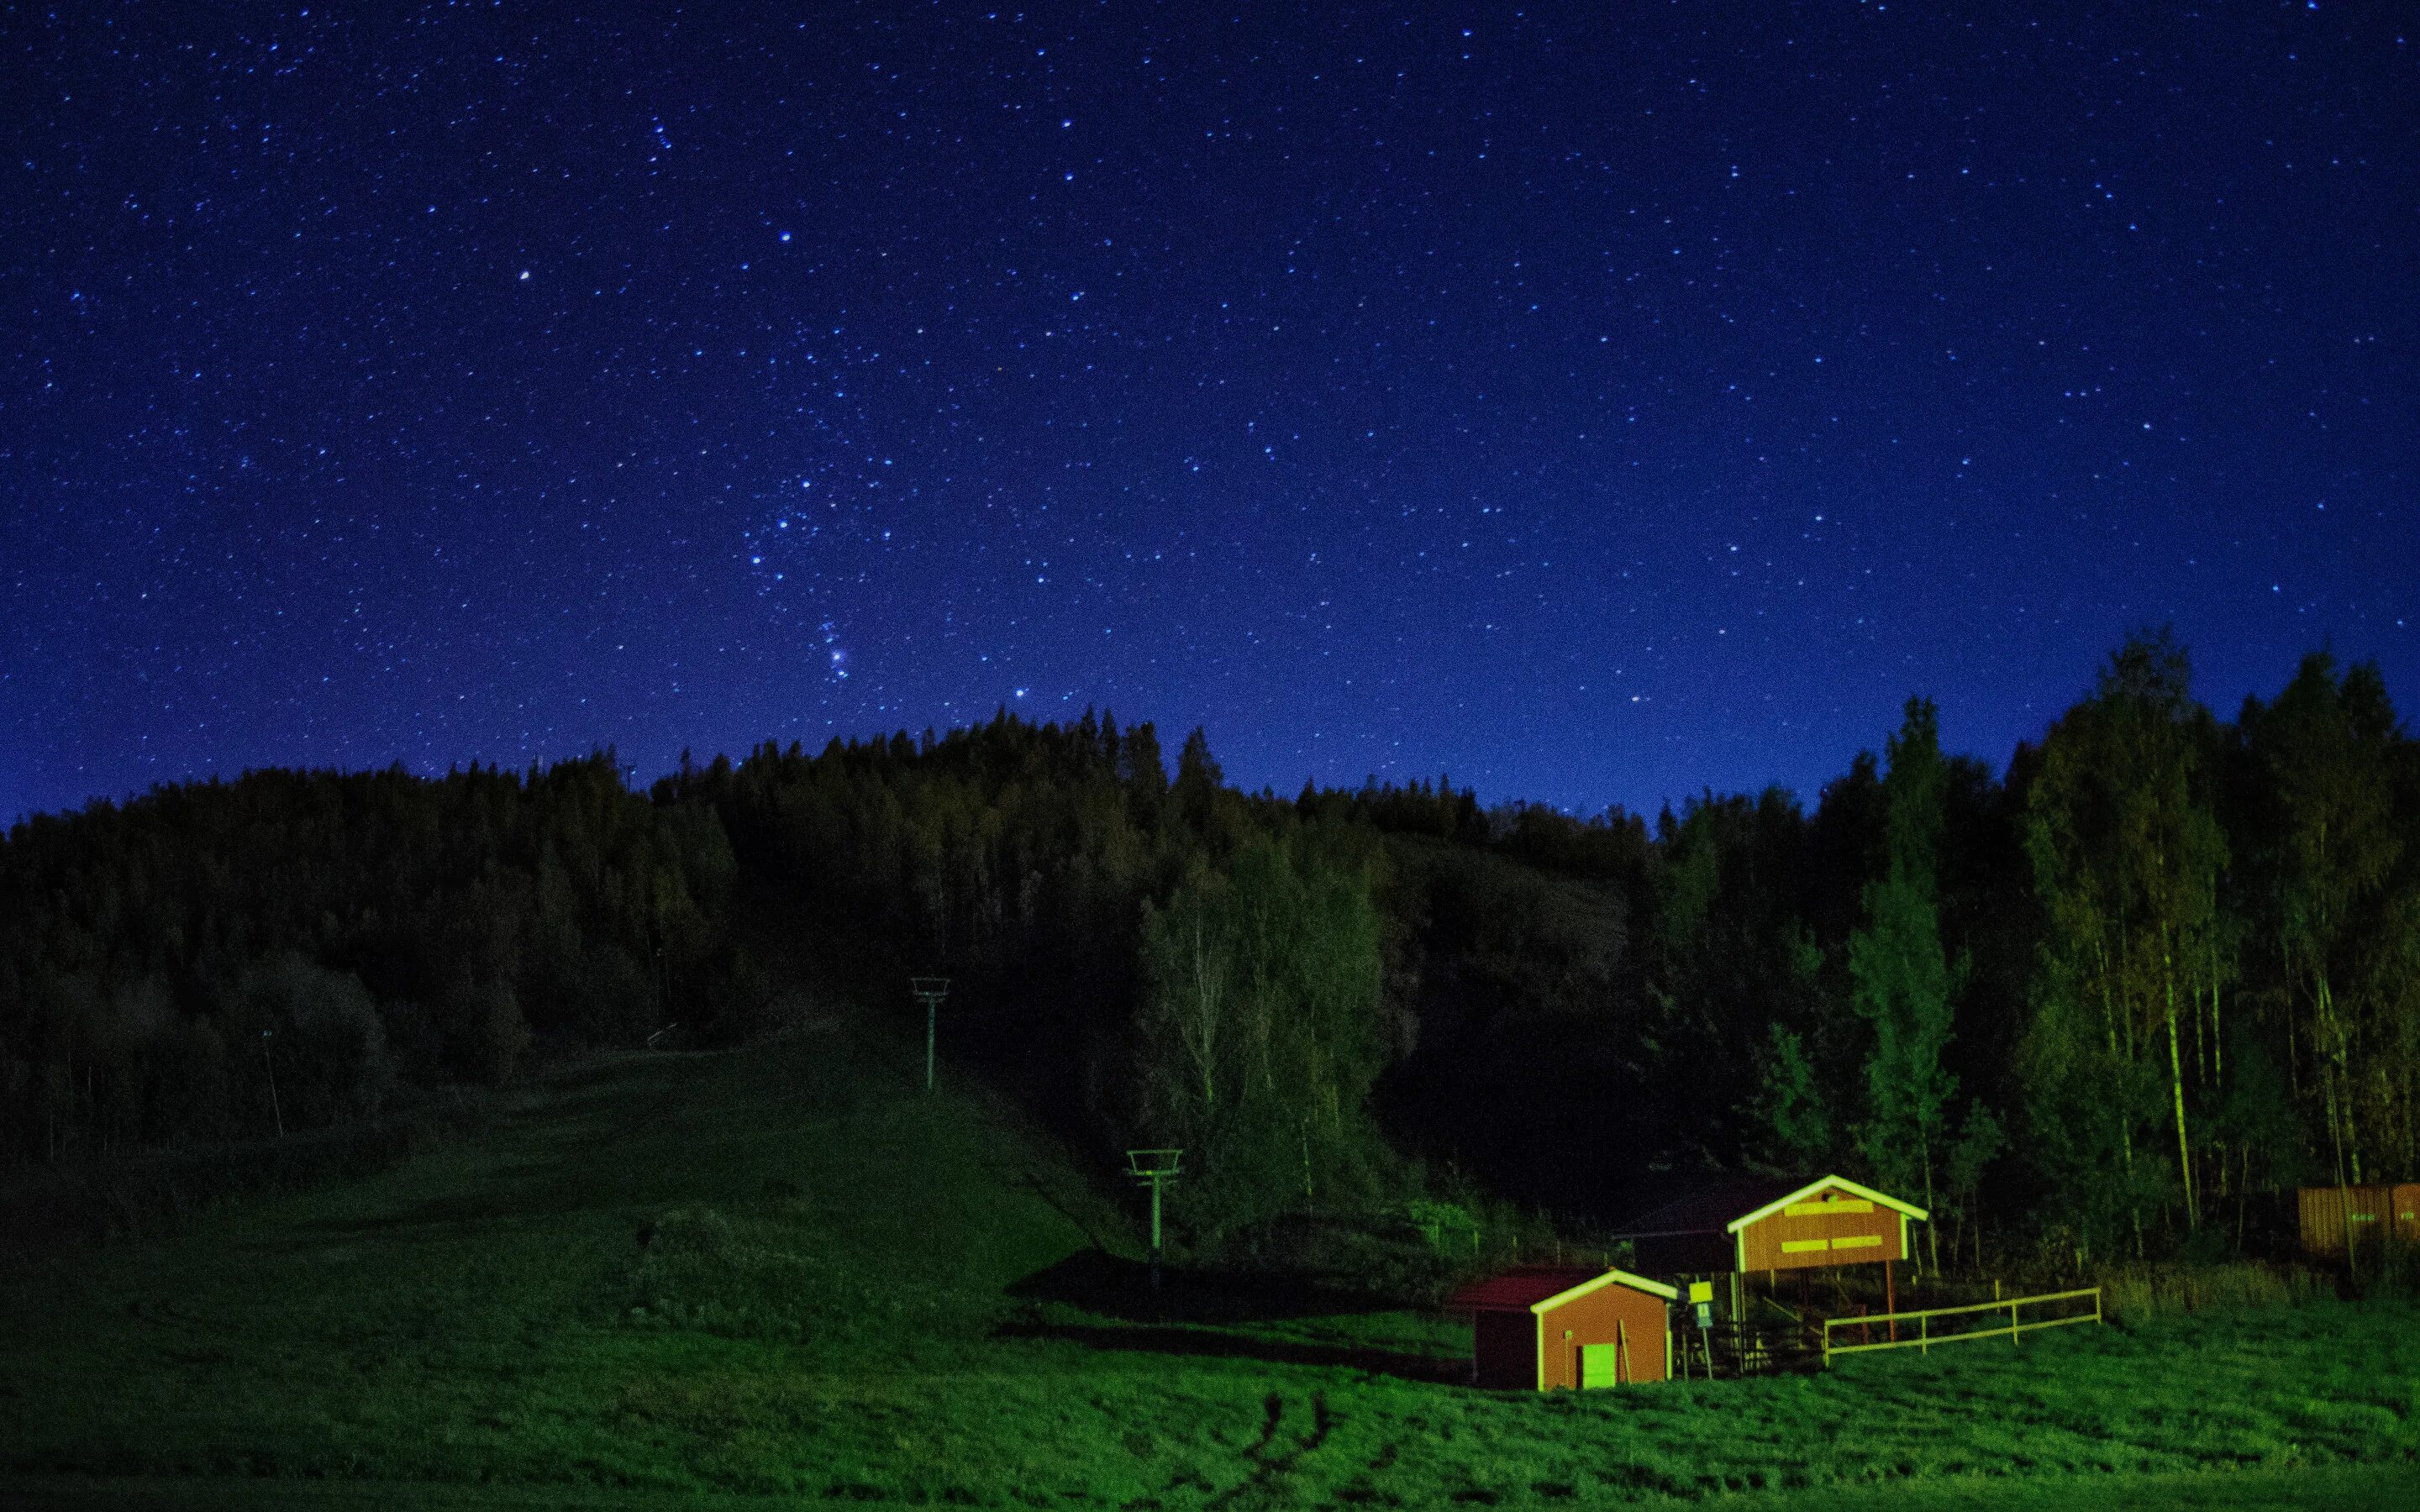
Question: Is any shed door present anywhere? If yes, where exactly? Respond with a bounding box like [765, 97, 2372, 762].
[1579, 1341, 1623, 1388]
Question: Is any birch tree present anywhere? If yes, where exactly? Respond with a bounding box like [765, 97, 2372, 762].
[2025, 631, 2228, 1240]
[1133, 832, 1385, 1235]
[2240, 654, 2406, 1184]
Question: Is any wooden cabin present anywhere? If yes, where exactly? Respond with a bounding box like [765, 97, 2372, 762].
[1611, 1174, 1928, 1276]
[2299, 1183, 2420, 1257]
[1446, 1265, 1678, 1390]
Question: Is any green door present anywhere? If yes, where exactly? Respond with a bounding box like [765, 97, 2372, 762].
[1580, 1341, 1622, 1388]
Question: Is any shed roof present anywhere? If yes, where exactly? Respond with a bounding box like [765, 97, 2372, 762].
[1446, 1266, 1600, 1312]
[1608, 1173, 1928, 1240]
[1445, 1265, 1679, 1313]
[1607, 1176, 1808, 1241]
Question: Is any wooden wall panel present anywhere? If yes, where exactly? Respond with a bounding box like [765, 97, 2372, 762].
[2300, 1184, 2420, 1257]
[1472, 1310, 1537, 1390]
[1739, 1190, 1905, 1272]
[1537, 1283, 1669, 1389]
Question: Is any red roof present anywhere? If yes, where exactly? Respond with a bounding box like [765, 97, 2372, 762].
[1444, 1265, 1603, 1313]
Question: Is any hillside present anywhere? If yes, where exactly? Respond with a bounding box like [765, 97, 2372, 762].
[2, 1015, 2417, 1509]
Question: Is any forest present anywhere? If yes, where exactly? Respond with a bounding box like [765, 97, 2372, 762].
[3, 630, 2415, 1275]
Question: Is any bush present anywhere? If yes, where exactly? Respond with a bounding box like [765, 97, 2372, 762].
[0, 1088, 494, 1258]
[2352, 1241, 2420, 1300]
[639, 1205, 735, 1257]
[1211, 1208, 1470, 1305]
[224, 957, 397, 1129]
[446, 979, 532, 1089]
[2096, 1259, 2333, 1322]
[628, 1205, 834, 1341]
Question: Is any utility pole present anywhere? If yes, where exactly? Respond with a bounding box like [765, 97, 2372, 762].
[260, 1028, 285, 1138]
[910, 977, 950, 1093]
[1125, 1148, 1182, 1294]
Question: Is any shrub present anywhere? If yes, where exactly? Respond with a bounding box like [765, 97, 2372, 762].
[628, 1205, 835, 1342]
[222, 957, 397, 1129]
[447, 979, 532, 1089]
[641, 1205, 735, 1257]
[2096, 1259, 2333, 1322]
[0, 1088, 494, 1257]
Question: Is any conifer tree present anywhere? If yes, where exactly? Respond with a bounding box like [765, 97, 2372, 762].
[1849, 697, 1963, 1269]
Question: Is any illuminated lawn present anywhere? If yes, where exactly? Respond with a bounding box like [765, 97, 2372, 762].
[3, 1032, 2415, 1509]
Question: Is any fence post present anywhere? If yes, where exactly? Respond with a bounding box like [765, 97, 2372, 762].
[1919, 1313, 1928, 1355]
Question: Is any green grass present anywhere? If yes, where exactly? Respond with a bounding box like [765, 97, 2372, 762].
[2, 1025, 2415, 1509]
[4, 1462, 2409, 1511]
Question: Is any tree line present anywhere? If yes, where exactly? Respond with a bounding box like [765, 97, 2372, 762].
[2, 633, 2414, 1270]
[0, 758, 749, 1163]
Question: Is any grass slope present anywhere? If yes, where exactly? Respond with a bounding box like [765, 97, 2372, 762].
[1, 1023, 2415, 1509]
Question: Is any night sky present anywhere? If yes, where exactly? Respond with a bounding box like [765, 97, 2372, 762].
[6, 4, 2415, 827]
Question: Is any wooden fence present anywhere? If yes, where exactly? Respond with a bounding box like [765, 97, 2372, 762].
[1819, 1286, 2102, 1364]
[1670, 1320, 1818, 1379]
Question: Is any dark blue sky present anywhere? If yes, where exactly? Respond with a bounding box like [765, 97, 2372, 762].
[6, 3, 2414, 825]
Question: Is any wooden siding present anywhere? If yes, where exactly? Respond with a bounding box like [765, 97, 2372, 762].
[1738, 1184, 1905, 1272]
[1471, 1310, 1537, 1390]
[1535, 1281, 1670, 1389]
[2298, 1184, 2420, 1257]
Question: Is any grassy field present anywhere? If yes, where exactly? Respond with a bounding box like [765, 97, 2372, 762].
[2, 1022, 2415, 1509]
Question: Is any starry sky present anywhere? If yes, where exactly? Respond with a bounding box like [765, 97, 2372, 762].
[5, 3, 2415, 826]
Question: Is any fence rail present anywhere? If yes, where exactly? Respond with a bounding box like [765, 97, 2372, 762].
[1672, 1320, 1818, 1379]
[1820, 1286, 2102, 1364]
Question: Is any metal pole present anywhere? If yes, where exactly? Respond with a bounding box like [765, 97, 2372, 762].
[1149, 1173, 1164, 1294]
[261, 1030, 284, 1139]
[1125, 1148, 1179, 1301]
[911, 979, 950, 1095]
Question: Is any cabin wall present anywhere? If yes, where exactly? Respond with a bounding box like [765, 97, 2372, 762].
[1536, 1284, 1670, 1389]
[1472, 1310, 1537, 1389]
[1738, 1187, 1906, 1272]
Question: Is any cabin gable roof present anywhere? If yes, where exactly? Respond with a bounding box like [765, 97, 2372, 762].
[1528, 1268, 1680, 1310]
[1724, 1175, 1928, 1231]
[1609, 1173, 1929, 1241]
[1445, 1264, 1678, 1313]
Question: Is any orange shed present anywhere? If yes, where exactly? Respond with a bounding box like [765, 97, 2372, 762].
[1447, 1265, 1678, 1390]
[1613, 1174, 1928, 1275]
[2298, 1183, 2420, 1257]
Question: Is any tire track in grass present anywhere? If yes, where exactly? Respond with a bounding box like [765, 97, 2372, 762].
[1197, 1391, 1335, 1510]
[1330, 1436, 1403, 1507]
